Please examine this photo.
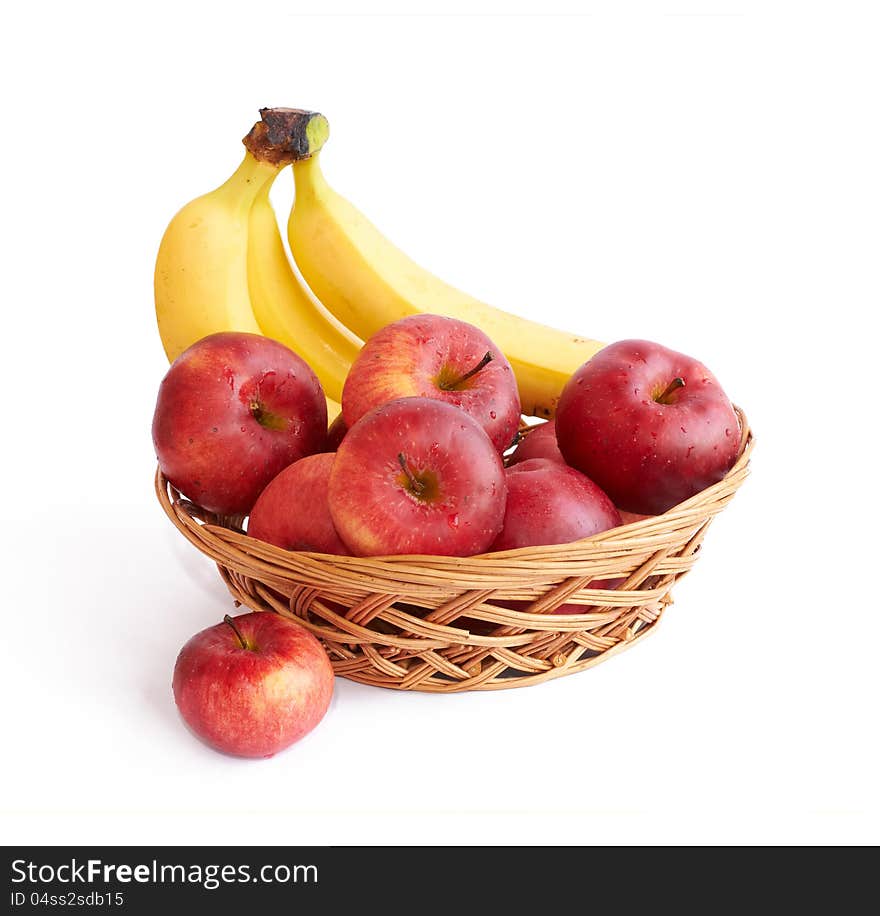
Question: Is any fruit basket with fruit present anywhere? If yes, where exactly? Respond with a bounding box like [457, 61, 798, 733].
[154, 108, 752, 694]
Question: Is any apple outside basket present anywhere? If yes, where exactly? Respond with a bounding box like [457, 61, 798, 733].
[156, 407, 752, 692]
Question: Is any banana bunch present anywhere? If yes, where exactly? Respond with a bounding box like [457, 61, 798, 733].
[154, 108, 359, 418]
[155, 108, 605, 421]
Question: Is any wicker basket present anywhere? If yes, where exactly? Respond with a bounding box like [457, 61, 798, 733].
[156, 407, 752, 692]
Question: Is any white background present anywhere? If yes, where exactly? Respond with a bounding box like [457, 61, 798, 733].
[2, 0, 877, 846]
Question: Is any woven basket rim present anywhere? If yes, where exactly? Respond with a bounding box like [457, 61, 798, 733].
[156, 404, 752, 568]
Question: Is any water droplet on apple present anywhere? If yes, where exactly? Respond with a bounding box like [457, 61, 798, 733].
[447, 513, 460, 529]
[724, 428, 731, 437]
[489, 410, 496, 419]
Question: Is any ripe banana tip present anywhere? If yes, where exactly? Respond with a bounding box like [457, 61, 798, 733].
[243, 108, 330, 165]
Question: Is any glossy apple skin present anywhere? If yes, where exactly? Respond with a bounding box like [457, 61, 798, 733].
[488, 459, 621, 616]
[328, 397, 507, 557]
[153, 332, 327, 516]
[508, 420, 565, 466]
[247, 453, 351, 555]
[556, 339, 739, 515]
[172, 612, 333, 758]
[491, 459, 622, 551]
[341, 314, 520, 453]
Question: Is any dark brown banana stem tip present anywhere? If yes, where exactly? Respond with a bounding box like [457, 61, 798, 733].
[242, 107, 330, 165]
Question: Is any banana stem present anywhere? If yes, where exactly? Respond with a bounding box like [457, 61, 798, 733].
[218, 153, 281, 205]
[242, 108, 330, 165]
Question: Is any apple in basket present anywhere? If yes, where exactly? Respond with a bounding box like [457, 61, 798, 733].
[152, 332, 327, 516]
[341, 313, 521, 453]
[555, 339, 739, 515]
[492, 459, 621, 551]
[507, 419, 565, 466]
[248, 453, 351, 555]
[328, 396, 507, 556]
[491, 458, 622, 616]
[172, 612, 333, 758]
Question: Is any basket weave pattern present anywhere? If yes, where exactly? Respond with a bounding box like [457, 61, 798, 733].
[157, 408, 751, 692]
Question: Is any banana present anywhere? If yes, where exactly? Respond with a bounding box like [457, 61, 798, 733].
[154, 152, 274, 362]
[247, 176, 362, 404]
[324, 397, 342, 423]
[154, 108, 342, 420]
[288, 152, 606, 418]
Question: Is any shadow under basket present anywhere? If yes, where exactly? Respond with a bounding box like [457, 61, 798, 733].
[156, 407, 752, 692]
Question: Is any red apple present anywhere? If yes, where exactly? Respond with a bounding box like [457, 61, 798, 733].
[487, 459, 621, 617]
[508, 419, 565, 466]
[328, 397, 507, 556]
[323, 413, 348, 451]
[341, 314, 521, 453]
[153, 332, 327, 516]
[172, 612, 333, 758]
[556, 339, 739, 515]
[618, 509, 652, 525]
[491, 459, 621, 551]
[247, 453, 351, 555]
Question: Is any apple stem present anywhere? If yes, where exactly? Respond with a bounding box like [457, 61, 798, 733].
[440, 351, 494, 390]
[397, 452, 425, 496]
[656, 377, 686, 404]
[249, 401, 286, 431]
[223, 614, 248, 650]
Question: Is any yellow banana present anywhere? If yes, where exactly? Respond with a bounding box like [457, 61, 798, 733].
[288, 153, 606, 418]
[247, 176, 362, 404]
[154, 108, 341, 419]
[154, 152, 275, 362]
